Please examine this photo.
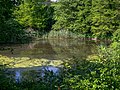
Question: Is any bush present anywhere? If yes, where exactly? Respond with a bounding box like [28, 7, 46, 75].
[0, 19, 31, 43]
[61, 42, 120, 90]
[113, 28, 120, 42]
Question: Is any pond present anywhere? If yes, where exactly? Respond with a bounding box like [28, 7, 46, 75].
[0, 39, 109, 83]
[0, 39, 100, 59]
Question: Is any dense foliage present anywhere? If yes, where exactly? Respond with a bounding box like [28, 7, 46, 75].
[0, 0, 30, 43]
[0, 0, 120, 89]
[53, 0, 120, 38]
[0, 0, 54, 43]
[14, 0, 54, 32]
[0, 0, 119, 42]
[61, 41, 120, 89]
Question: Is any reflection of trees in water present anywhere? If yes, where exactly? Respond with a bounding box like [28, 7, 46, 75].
[21, 39, 97, 60]
[48, 39, 97, 59]
[6, 66, 60, 84]
[0, 39, 98, 60]
[48, 39, 87, 47]
[23, 39, 57, 60]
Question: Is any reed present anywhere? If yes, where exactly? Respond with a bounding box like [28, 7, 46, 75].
[44, 30, 86, 39]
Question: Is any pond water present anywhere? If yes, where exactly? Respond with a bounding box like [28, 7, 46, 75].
[6, 66, 60, 83]
[0, 39, 100, 60]
[0, 39, 109, 83]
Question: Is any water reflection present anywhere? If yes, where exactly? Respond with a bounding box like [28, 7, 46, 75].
[1, 39, 110, 84]
[0, 39, 99, 60]
[15, 70, 22, 83]
[10, 66, 60, 83]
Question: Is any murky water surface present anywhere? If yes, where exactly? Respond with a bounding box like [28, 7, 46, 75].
[0, 39, 100, 59]
[0, 39, 109, 82]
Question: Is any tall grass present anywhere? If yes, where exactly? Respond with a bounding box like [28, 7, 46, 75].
[41, 30, 86, 39]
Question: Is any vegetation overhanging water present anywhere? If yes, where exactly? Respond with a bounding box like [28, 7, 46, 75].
[0, 0, 120, 89]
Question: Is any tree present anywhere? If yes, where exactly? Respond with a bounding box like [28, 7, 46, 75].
[52, 0, 79, 32]
[0, 0, 14, 42]
[14, 0, 54, 32]
[91, 0, 120, 38]
[53, 0, 120, 38]
[0, 0, 29, 43]
[52, 0, 92, 35]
